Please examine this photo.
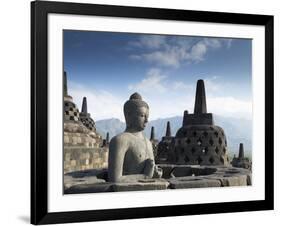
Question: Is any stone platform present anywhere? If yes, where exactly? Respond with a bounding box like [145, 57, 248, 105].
[64, 164, 251, 194]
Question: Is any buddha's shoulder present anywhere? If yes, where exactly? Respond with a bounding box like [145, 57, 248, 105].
[110, 132, 133, 144]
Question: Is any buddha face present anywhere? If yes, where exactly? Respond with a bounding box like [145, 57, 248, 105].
[126, 106, 149, 131]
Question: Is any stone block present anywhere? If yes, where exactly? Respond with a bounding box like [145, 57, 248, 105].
[169, 177, 221, 189]
[247, 174, 252, 185]
[65, 182, 113, 194]
[205, 174, 248, 186]
[70, 160, 76, 166]
[64, 136, 69, 144]
[64, 174, 106, 189]
[112, 179, 169, 192]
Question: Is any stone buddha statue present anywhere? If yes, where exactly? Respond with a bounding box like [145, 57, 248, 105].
[108, 93, 162, 182]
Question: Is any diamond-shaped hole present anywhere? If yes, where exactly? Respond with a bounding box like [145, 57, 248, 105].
[186, 138, 191, 144]
[203, 131, 208, 137]
[181, 148, 185, 153]
[191, 147, 196, 154]
[214, 131, 219, 137]
[209, 138, 214, 146]
[215, 147, 219, 154]
[220, 156, 224, 164]
[197, 156, 203, 164]
[193, 131, 197, 137]
[218, 137, 222, 145]
[209, 157, 215, 164]
[223, 147, 226, 154]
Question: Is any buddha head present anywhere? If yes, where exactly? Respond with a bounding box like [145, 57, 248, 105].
[124, 93, 149, 132]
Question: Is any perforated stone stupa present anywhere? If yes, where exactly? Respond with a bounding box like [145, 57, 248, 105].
[174, 79, 230, 165]
[63, 72, 102, 148]
[150, 126, 159, 157]
[156, 121, 175, 163]
[63, 71, 106, 173]
[231, 143, 251, 169]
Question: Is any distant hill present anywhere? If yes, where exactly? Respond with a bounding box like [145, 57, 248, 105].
[95, 114, 252, 158]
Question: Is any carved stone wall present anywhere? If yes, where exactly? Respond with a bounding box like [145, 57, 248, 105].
[64, 147, 108, 173]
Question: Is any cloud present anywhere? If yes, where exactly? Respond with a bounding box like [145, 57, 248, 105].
[128, 68, 167, 93]
[68, 82, 124, 121]
[226, 39, 233, 49]
[128, 68, 194, 94]
[129, 35, 166, 49]
[187, 42, 207, 62]
[208, 96, 252, 119]
[129, 36, 233, 68]
[172, 81, 193, 91]
[204, 76, 221, 92]
[147, 95, 252, 121]
[141, 50, 182, 68]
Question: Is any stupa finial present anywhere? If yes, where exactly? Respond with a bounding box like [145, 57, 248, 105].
[194, 79, 207, 114]
[166, 121, 171, 137]
[81, 97, 88, 114]
[150, 126, 155, 140]
[182, 110, 188, 126]
[63, 71, 68, 96]
[238, 143, 245, 159]
[106, 132, 110, 144]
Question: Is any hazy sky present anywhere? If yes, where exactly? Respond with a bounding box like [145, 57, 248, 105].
[64, 30, 252, 121]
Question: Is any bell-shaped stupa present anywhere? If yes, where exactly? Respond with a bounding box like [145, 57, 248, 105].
[173, 79, 229, 165]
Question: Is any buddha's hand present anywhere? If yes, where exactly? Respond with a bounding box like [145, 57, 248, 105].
[144, 159, 155, 178]
[153, 165, 163, 178]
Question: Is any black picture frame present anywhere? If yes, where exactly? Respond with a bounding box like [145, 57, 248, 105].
[31, 0, 274, 224]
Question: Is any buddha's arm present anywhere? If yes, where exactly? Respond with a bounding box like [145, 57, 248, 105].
[108, 136, 125, 182]
[146, 138, 163, 178]
[147, 139, 155, 160]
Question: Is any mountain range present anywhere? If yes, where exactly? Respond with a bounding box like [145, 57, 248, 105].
[95, 115, 252, 158]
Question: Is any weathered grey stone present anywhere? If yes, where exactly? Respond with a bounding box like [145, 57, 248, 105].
[155, 121, 174, 164]
[64, 71, 68, 96]
[150, 126, 159, 157]
[64, 148, 108, 173]
[239, 143, 244, 158]
[170, 166, 217, 177]
[65, 168, 108, 179]
[64, 175, 106, 189]
[81, 97, 88, 114]
[65, 182, 113, 194]
[108, 93, 162, 182]
[231, 143, 252, 170]
[172, 80, 229, 166]
[247, 174, 252, 185]
[194, 79, 207, 114]
[216, 174, 247, 186]
[165, 121, 171, 137]
[169, 177, 221, 189]
[204, 167, 249, 186]
[112, 179, 169, 192]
